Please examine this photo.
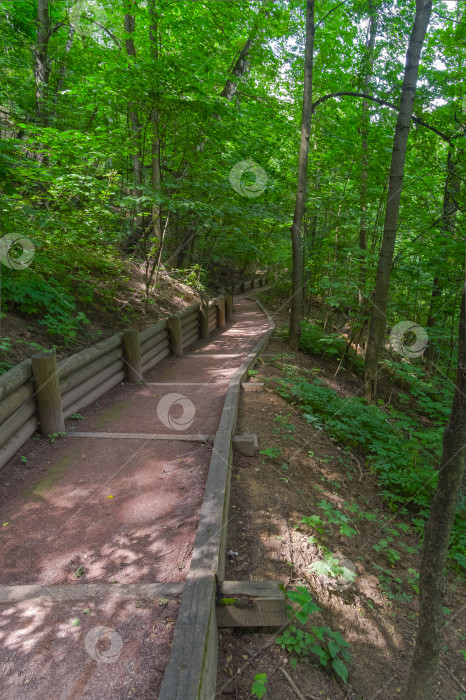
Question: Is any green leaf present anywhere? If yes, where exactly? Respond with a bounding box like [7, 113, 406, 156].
[332, 657, 349, 683]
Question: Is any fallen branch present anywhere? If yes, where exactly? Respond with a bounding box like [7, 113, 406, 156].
[279, 667, 310, 700]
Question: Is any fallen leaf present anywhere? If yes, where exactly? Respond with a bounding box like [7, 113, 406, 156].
[107, 495, 114, 499]
[158, 598, 169, 606]
[83, 608, 90, 614]
[2, 522, 9, 527]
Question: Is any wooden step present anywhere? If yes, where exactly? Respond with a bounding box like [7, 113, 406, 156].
[217, 580, 287, 628]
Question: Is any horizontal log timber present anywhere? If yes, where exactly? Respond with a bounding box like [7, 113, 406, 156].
[0, 383, 34, 426]
[0, 359, 32, 403]
[141, 346, 170, 373]
[182, 330, 199, 348]
[140, 329, 169, 355]
[58, 333, 123, 380]
[62, 360, 124, 412]
[0, 417, 37, 471]
[180, 315, 200, 336]
[141, 340, 170, 367]
[208, 320, 217, 332]
[178, 302, 200, 320]
[216, 580, 287, 628]
[0, 400, 36, 448]
[139, 319, 168, 344]
[181, 323, 200, 344]
[180, 310, 200, 330]
[63, 369, 125, 418]
[59, 348, 123, 396]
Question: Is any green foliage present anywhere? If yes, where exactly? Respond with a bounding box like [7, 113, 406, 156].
[299, 323, 347, 360]
[316, 500, 358, 538]
[251, 673, 268, 699]
[274, 373, 465, 565]
[48, 432, 66, 444]
[276, 587, 352, 684]
[259, 446, 283, 460]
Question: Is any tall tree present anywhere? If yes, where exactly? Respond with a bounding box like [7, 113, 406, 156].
[364, 0, 433, 402]
[34, 0, 50, 130]
[359, 0, 377, 307]
[405, 247, 466, 700]
[289, 0, 315, 351]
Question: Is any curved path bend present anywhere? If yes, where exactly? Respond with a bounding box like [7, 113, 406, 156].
[0, 295, 271, 699]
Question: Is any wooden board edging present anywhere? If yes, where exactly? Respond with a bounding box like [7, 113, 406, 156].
[159, 298, 275, 700]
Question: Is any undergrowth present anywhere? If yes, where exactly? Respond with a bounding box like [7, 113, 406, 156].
[271, 321, 465, 570]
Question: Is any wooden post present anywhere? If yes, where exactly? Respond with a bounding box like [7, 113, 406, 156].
[240, 282, 245, 292]
[31, 352, 65, 436]
[225, 294, 233, 322]
[168, 315, 183, 356]
[200, 301, 209, 339]
[123, 330, 143, 382]
[217, 296, 226, 328]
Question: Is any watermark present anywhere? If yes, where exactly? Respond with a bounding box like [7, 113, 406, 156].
[390, 320, 428, 359]
[157, 393, 195, 431]
[310, 554, 357, 592]
[84, 626, 123, 663]
[0, 234, 35, 270]
[68, 0, 108, 37]
[229, 159, 267, 198]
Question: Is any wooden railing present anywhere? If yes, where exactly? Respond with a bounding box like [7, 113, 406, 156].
[0, 273, 268, 469]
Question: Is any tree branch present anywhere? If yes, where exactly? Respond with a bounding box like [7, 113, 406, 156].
[316, 1, 345, 28]
[311, 91, 452, 143]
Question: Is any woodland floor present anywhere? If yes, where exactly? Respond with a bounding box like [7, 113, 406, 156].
[216, 313, 466, 700]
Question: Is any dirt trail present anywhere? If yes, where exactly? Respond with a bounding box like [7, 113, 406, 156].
[0, 296, 270, 699]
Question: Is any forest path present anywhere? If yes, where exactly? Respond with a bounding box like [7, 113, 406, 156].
[0, 295, 271, 699]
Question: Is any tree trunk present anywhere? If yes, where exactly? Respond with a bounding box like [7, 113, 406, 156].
[34, 0, 51, 129]
[364, 0, 432, 402]
[148, 0, 162, 242]
[404, 254, 466, 700]
[124, 3, 143, 189]
[289, 0, 315, 351]
[359, 1, 377, 305]
[424, 148, 461, 368]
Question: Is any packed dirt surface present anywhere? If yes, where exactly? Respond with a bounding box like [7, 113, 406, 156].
[0, 296, 270, 699]
[217, 332, 466, 700]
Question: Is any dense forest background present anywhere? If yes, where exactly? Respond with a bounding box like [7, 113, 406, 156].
[1, 0, 463, 353]
[0, 1, 466, 695]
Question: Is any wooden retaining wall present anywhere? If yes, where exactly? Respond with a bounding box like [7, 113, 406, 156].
[0, 274, 268, 470]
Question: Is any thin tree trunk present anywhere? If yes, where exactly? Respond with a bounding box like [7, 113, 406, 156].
[34, 0, 51, 128]
[289, 0, 315, 351]
[124, 3, 143, 189]
[405, 251, 466, 700]
[55, 25, 75, 96]
[364, 0, 432, 402]
[148, 0, 162, 242]
[359, 2, 377, 305]
[424, 148, 461, 367]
